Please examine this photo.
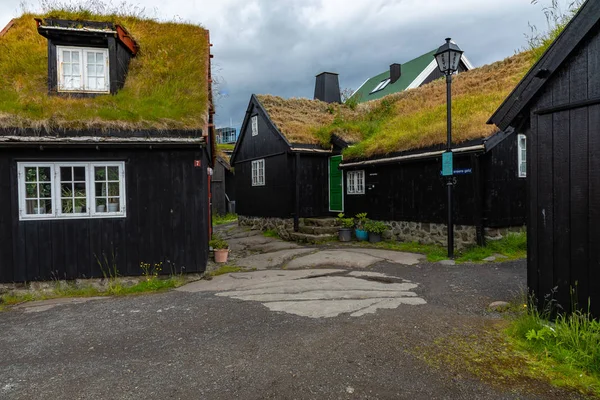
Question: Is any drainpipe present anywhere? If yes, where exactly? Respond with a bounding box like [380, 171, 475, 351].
[473, 154, 485, 246]
[294, 153, 300, 232]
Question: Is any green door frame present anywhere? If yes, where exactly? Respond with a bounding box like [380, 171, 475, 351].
[329, 155, 344, 212]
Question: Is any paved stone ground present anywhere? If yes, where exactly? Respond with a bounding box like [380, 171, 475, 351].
[0, 223, 586, 400]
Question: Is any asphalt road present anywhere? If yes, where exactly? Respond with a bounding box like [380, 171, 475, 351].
[0, 259, 585, 400]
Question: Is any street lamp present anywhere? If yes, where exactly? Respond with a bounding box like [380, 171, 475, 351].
[434, 38, 463, 259]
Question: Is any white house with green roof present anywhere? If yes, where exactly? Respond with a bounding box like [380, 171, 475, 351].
[349, 46, 473, 103]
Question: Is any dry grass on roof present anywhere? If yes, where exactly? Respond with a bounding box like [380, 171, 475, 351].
[256, 95, 361, 145]
[328, 51, 535, 160]
[0, 8, 209, 131]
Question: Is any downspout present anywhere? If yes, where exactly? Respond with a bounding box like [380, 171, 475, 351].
[294, 153, 300, 232]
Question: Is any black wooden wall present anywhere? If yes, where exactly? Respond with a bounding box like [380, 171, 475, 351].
[0, 146, 209, 283]
[343, 155, 479, 224]
[481, 131, 527, 227]
[211, 160, 227, 215]
[527, 26, 600, 315]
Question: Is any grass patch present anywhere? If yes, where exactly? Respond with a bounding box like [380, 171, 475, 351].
[0, 276, 186, 311]
[363, 240, 447, 262]
[456, 231, 527, 263]
[217, 143, 235, 151]
[262, 229, 279, 238]
[208, 265, 243, 277]
[1, 3, 209, 131]
[213, 213, 237, 225]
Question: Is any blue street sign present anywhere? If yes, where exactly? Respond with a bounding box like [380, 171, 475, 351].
[442, 152, 453, 176]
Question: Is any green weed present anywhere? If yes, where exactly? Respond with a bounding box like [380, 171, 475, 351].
[263, 229, 279, 238]
[456, 231, 527, 263]
[213, 213, 237, 225]
[208, 265, 242, 277]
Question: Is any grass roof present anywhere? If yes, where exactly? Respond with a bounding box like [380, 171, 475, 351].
[0, 10, 209, 131]
[255, 95, 361, 145]
[319, 51, 535, 160]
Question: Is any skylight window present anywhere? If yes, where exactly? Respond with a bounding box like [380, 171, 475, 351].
[370, 78, 391, 94]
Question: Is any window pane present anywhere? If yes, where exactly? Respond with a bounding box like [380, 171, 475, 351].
[74, 198, 86, 213]
[97, 78, 105, 90]
[25, 200, 38, 215]
[96, 198, 107, 212]
[97, 64, 104, 75]
[62, 199, 74, 214]
[96, 182, 107, 196]
[87, 52, 95, 64]
[107, 167, 119, 181]
[74, 182, 86, 195]
[73, 167, 85, 182]
[39, 167, 51, 182]
[95, 167, 106, 181]
[88, 77, 96, 90]
[72, 77, 81, 88]
[72, 63, 80, 75]
[41, 199, 52, 213]
[25, 167, 37, 182]
[25, 183, 37, 199]
[87, 65, 96, 77]
[108, 182, 119, 197]
[108, 199, 120, 212]
[63, 63, 72, 76]
[63, 51, 71, 63]
[60, 167, 72, 182]
[61, 182, 73, 198]
[96, 52, 104, 63]
[40, 183, 52, 198]
[72, 52, 79, 62]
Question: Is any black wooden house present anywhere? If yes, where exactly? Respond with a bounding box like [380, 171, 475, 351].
[490, 0, 600, 315]
[0, 15, 214, 282]
[230, 75, 355, 223]
[338, 53, 534, 245]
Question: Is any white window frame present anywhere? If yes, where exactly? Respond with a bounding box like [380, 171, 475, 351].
[251, 115, 258, 136]
[251, 159, 265, 186]
[346, 170, 365, 195]
[370, 78, 391, 94]
[517, 134, 526, 178]
[18, 161, 126, 221]
[56, 46, 110, 93]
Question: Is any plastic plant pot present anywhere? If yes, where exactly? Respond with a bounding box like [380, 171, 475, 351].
[355, 229, 369, 241]
[368, 233, 382, 243]
[338, 228, 352, 242]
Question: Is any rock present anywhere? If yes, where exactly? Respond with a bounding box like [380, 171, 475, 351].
[438, 260, 456, 266]
[483, 256, 497, 262]
[488, 301, 509, 311]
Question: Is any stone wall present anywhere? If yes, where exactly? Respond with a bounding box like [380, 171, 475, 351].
[238, 216, 295, 240]
[238, 215, 524, 250]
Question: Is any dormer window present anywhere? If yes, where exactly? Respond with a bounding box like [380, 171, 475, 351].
[57, 46, 109, 93]
[370, 78, 390, 94]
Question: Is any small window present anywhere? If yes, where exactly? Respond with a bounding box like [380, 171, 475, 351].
[518, 134, 526, 178]
[251, 115, 258, 136]
[18, 162, 126, 220]
[57, 46, 109, 93]
[251, 159, 265, 186]
[370, 78, 390, 94]
[347, 170, 365, 195]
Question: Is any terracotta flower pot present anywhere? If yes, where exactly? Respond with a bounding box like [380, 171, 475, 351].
[214, 249, 229, 263]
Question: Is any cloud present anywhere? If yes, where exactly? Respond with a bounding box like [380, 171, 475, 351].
[0, 0, 562, 129]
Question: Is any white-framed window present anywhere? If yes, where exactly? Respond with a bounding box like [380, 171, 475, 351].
[370, 78, 391, 94]
[346, 170, 365, 195]
[251, 159, 265, 186]
[18, 162, 126, 221]
[251, 115, 258, 136]
[517, 134, 526, 178]
[57, 46, 109, 93]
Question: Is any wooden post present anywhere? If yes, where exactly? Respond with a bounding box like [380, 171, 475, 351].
[294, 153, 300, 232]
[472, 154, 485, 246]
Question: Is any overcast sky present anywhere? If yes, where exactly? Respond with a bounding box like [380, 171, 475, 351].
[1, 0, 566, 130]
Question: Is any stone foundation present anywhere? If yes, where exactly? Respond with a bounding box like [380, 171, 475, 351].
[238, 215, 524, 250]
[238, 216, 295, 240]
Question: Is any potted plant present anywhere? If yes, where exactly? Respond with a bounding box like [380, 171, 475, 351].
[336, 213, 354, 242]
[108, 184, 120, 212]
[74, 190, 86, 213]
[365, 220, 387, 243]
[210, 235, 229, 263]
[354, 213, 369, 241]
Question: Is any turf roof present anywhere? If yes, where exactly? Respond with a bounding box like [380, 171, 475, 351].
[255, 95, 362, 145]
[0, 11, 210, 132]
[349, 49, 437, 103]
[333, 51, 536, 160]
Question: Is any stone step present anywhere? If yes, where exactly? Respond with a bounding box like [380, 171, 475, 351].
[298, 225, 340, 235]
[302, 218, 339, 227]
[288, 231, 337, 244]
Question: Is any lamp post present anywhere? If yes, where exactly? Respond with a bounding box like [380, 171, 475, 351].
[434, 38, 463, 259]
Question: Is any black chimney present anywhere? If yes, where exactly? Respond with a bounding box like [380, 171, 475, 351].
[390, 63, 401, 84]
[314, 72, 341, 103]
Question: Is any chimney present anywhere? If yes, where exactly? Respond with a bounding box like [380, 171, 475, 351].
[390, 63, 401, 84]
[314, 72, 341, 103]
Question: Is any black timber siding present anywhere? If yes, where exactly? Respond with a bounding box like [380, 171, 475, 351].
[481, 130, 527, 227]
[526, 24, 600, 316]
[343, 154, 480, 224]
[211, 161, 227, 215]
[0, 147, 209, 283]
[236, 153, 294, 218]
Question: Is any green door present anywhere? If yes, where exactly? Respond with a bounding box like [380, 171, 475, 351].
[329, 155, 343, 212]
